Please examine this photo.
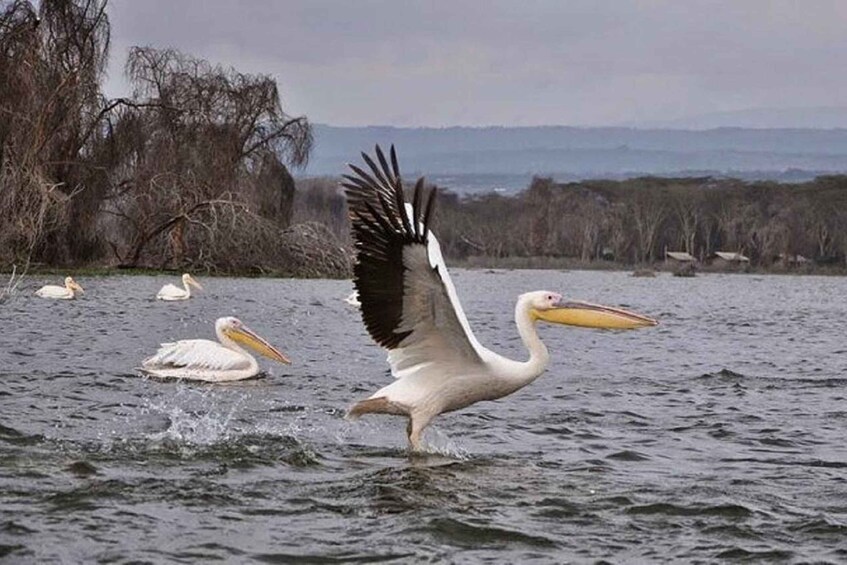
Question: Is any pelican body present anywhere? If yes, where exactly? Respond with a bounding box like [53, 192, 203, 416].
[35, 277, 84, 300]
[156, 273, 203, 301]
[141, 317, 290, 382]
[343, 145, 658, 451]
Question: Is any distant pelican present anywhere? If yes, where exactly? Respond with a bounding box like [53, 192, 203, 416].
[141, 317, 290, 382]
[156, 273, 203, 301]
[344, 291, 361, 307]
[343, 146, 658, 451]
[35, 276, 84, 300]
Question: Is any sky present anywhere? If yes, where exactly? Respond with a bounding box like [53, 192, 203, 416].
[104, 0, 847, 128]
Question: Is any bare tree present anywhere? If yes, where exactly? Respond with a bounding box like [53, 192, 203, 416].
[0, 0, 110, 265]
[101, 47, 313, 269]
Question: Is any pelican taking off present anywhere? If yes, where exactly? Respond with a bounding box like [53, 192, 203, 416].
[141, 317, 290, 382]
[35, 276, 84, 300]
[343, 146, 658, 451]
[156, 273, 203, 301]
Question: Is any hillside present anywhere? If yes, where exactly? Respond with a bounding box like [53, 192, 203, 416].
[304, 125, 847, 189]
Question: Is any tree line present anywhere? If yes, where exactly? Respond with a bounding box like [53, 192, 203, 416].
[0, 0, 349, 277]
[298, 173, 847, 270]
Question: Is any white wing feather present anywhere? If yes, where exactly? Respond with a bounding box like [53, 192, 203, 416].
[156, 283, 188, 300]
[35, 285, 73, 299]
[142, 339, 250, 371]
[381, 204, 492, 381]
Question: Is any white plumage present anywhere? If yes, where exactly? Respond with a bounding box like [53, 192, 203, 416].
[343, 145, 658, 451]
[35, 276, 84, 300]
[141, 317, 290, 382]
[156, 273, 203, 301]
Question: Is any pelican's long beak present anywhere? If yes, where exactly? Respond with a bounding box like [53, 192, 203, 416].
[187, 276, 203, 291]
[228, 325, 291, 364]
[70, 281, 85, 295]
[533, 300, 658, 329]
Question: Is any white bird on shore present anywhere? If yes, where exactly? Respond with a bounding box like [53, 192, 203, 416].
[140, 317, 290, 382]
[344, 291, 361, 307]
[343, 145, 658, 451]
[156, 273, 203, 301]
[35, 276, 84, 300]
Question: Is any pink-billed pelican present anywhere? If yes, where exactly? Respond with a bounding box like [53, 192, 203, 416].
[343, 145, 658, 451]
[140, 316, 290, 382]
[35, 276, 84, 300]
[156, 273, 203, 301]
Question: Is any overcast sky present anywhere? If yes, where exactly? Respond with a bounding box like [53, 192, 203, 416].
[104, 0, 847, 127]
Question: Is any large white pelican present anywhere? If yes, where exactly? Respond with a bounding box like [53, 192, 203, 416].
[343, 146, 658, 451]
[35, 276, 84, 300]
[156, 273, 203, 301]
[141, 317, 290, 382]
[344, 291, 361, 307]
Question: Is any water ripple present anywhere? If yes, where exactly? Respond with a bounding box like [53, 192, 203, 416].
[1, 271, 846, 561]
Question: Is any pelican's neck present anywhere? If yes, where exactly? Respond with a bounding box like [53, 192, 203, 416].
[216, 325, 258, 371]
[182, 278, 192, 298]
[509, 296, 550, 388]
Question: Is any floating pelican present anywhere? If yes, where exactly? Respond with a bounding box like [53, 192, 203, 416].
[156, 273, 203, 301]
[35, 276, 84, 300]
[343, 146, 658, 451]
[344, 291, 361, 307]
[140, 317, 290, 382]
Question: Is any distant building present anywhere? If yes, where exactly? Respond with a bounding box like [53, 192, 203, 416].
[711, 251, 750, 268]
[777, 253, 810, 265]
[665, 251, 696, 262]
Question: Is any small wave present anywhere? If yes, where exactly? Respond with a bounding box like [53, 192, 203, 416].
[65, 460, 99, 477]
[791, 518, 847, 535]
[626, 502, 753, 519]
[532, 497, 583, 519]
[715, 547, 794, 560]
[698, 368, 747, 380]
[0, 422, 44, 446]
[0, 544, 26, 560]
[605, 450, 650, 462]
[251, 550, 416, 563]
[719, 457, 847, 469]
[421, 517, 558, 549]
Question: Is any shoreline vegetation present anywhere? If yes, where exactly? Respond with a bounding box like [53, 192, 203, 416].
[2, 1, 846, 282]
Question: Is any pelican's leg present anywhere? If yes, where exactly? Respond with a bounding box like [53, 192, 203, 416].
[406, 416, 426, 452]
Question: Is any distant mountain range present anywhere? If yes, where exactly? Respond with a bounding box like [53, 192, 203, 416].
[302, 123, 847, 194]
[624, 106, 847, 130]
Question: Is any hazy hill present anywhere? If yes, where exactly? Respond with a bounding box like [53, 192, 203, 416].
[304, 124, 847, 193]
[626, 106, 847, 130]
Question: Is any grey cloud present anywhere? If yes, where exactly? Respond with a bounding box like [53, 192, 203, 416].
[104, 0, 847, 126]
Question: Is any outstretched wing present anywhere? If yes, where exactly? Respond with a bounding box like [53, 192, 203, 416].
[142, 339, 250, 371]
[343, 145, 489, 380]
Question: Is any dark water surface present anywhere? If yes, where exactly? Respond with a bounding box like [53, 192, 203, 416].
[2, 271, 846, 563]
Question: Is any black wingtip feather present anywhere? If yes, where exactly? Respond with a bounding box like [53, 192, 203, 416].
[390, 145, 400, 178]
[344, 145, 438, 350]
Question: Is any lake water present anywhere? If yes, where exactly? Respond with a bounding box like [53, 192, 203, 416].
[1, 270, 846, 562]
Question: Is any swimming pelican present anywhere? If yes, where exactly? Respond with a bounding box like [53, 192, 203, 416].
[140, 316, 290, 382]
[35, 276, 84, 300]
[344, 291, 361, 307]
[156, 273, 203, 301]
[343, 145, 658, 451]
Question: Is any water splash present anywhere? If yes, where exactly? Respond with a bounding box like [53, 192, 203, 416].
[142, 385, 245, 446]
